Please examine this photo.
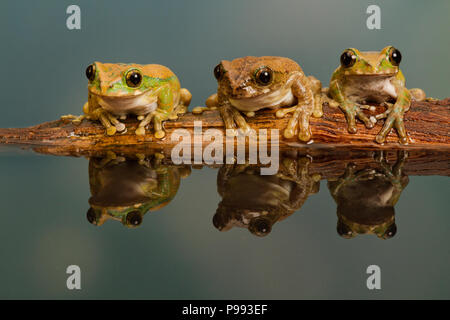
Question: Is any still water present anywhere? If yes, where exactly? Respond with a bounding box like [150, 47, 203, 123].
[0, 148, 448, 299]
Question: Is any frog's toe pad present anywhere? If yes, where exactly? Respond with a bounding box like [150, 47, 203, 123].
[106, 127, 117, 136]
[375, 135, 385, 144]
[283, 128, 295, 139]
[154, 130, 166, 139]
[115, 123, 126, 132]
[135, 127, 146, 136]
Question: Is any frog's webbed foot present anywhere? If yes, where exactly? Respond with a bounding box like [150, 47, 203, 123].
[374, 104, 408, 144]
[168, 103, 188, 120]
[340, 103, 375, 133]
[136, 111, 167, 139]
[218, 104, 251, 136]
[60, 114, 86, 125]
[92, 109, 126, 136]
[276, 105, 312, 142]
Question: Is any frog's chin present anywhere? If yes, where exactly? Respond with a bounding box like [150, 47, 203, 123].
[94, 92, 158, 116]
[229, 87, 295, 112]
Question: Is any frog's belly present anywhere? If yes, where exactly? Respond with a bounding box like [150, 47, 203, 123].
[97, 94, 159, 116]
[229, 88, 296, 112]
[344, 76, 397, 104]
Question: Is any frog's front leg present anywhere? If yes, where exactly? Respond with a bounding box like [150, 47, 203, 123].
[375, 85, 411, 144]
[276, 75, 315, 141]
[329, 80, 374, 133]
[217, 102, 251, 135]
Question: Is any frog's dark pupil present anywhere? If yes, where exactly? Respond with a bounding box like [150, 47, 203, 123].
[340, 51, 356, 67]
[85, 65, 95, 81]
[127, 71, 142, 87]
[258, 70, 272, 85]
[384, 224, 397, 238]
[126, 211, 142, 226]
[214, 65, 222, 80]
[390, 49, 402, 65]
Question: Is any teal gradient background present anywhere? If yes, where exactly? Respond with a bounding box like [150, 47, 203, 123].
[0, 0, 448, 299]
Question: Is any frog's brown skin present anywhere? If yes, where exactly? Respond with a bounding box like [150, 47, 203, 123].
[86, 152, 190, 228]
[327, 151, 409, 239]
[213, 156, 320, 237]
[194, 56, 323, 142]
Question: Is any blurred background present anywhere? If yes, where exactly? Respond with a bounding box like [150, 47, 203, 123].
[0, 0, 448, 299]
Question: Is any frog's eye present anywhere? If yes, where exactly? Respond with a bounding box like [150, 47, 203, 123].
[213, 64, 224, 80]
[248, 217, 272, 237]
[389, 48, 402, 66]
[340, 50, 357, 68]
[85, 64, 96, 82]
[125, 210, 143, 227]
[382, 223, 397, 239]
[125, 69, 143, 88]
[255, 67, 273, 86]
[337, 220, 354, 238]
[86, 207, 98, 226]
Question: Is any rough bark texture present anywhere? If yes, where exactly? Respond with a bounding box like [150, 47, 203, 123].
[0, 98, 449, 177]
[0, 98, 448, 150]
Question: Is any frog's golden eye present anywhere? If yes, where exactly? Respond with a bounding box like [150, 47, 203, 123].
[389, 48, 402, 66]
[125, 69, 143, 88]
[213, 64, 224, 80]
[125, 210, 143, 227]
[85, 64, 96, 82]
[254, 67, 273, 86]
[340, 50, 357, 68]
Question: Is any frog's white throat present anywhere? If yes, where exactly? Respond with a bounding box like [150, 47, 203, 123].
[95, 92, 159, 117]
[228, 75, 299, 112]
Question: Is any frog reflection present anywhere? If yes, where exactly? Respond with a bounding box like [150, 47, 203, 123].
[86, 152, 190, 228]
[213, 156, 321, 237]
[328, 151, 409, 239]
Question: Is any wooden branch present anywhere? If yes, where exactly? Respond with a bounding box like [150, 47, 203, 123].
[0, 99, 448, 177]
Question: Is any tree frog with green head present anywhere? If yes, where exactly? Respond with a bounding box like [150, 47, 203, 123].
[328, 46, 425, 144]
[194, 56, 323, 142]
[65, 62, 191, 138]
[86, 152, 190, 228]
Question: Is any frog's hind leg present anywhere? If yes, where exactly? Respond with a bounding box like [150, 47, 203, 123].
[179, 88, 192, 107]
[168, 103, 188, 120]
[409, 88, 426, 101]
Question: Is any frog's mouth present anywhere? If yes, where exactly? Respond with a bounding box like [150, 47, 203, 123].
[92, 92, 158, 116]
[227, 73, 300, 112]
[229, 85, 296, 112]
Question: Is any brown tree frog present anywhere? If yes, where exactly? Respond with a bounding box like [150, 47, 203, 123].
[213, 155, 320, 237]
[327, 46, 425, 144]
[193, 56, 323, 142]
[63, 62, 191, 138]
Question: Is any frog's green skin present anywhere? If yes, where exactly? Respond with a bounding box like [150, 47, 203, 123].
[86, 154, 189, 228]
[194, 56, 323, 142]
[327, 151, 409, 239]
[64, 62, 191, 138]
[328, 46, 425, 144]
[213, 156, 320, 237]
